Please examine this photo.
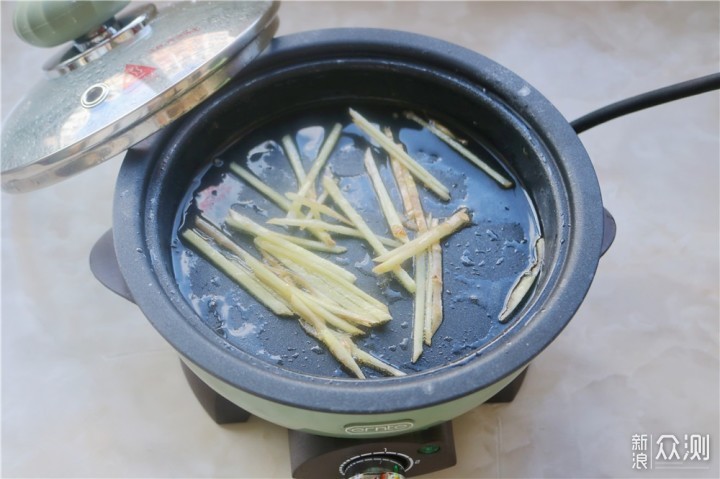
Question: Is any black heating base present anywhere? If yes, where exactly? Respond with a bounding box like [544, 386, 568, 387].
[180, 362, 252, 424]
[290, 421, 456, 478]
[180, 362, 528, 478]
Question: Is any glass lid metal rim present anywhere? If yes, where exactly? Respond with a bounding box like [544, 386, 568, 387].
[1, 20, 279, 194]
[0, 1, 280, 194]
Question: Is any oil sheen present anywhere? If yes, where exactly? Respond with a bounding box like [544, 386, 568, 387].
[171, 106, 540, 379]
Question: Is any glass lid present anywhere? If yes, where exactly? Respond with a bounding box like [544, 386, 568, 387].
[1, 1, 279, 193]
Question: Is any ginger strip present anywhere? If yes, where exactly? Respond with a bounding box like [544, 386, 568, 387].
[383, 128, 435, 354]
[234, 228, 387, 334]
[181, 228, 292, 316]
[499, 236, 544, 323]
[192, 219, 364, 340]
[298, 320, 404, 378]
[281, 134, 307, 184]
[373, 208, 471, 274]
[349, 108, 450, 201]
[404, 111, 514, 189]
[228, 163, 293, 211]
[291, 296, 365, 378]
[285, 192, 352, 225]
[305, 189, 330, 221]
[294, 290, 365, 336]
[256, 239, 391, 325]
[423, 217, 444, 344]
[363, 148, 408, 243]
[228, 162, 333, 246]
[277, 257, 391, 322]
[201, 212, 343, 254]
[315, 329, 366, 378]
[270, 235, 346, 254]
[322, 175, 416, 293]
[302, 293, 387, 328]
[287, 122, 343, 217]
[254, 236, 356, 286]
[385, 127, 429, 234]
[351, 345, 406, 377]
[205, 232, 363, 338]
[423, 248, 434, 347]
[267, 217, 401, 248]
[427, 217, 444, 340]
[332, 329, 405, 377]
[226, 211, 354, 283]
[411, 251, 428, 363]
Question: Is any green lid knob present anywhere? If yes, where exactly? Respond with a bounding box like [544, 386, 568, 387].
[13, 1, 130, 48]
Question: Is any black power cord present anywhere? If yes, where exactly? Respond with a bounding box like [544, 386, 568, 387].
[571, 72, 720, 134]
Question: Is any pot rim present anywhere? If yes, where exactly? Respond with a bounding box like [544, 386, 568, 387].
[113, 28, 604, 415]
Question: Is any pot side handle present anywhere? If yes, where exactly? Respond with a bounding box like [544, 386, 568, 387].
[601, 208, 616, 257]
[89, 229, 135, 303]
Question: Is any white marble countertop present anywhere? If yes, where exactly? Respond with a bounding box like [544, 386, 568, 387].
[2, 2, 718, 478]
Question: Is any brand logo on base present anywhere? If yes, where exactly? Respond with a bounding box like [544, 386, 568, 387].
[344, 420, 415, 435]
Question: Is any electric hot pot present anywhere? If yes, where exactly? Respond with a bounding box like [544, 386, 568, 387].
[1, 2, 617, 477]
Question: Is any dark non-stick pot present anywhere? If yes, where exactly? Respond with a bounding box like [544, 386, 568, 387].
[109, 28, 614, 438]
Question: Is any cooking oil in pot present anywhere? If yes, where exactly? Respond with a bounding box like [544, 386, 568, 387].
[171, 105, 540, 378]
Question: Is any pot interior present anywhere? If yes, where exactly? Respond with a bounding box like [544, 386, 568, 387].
[151, 62, 554, 379]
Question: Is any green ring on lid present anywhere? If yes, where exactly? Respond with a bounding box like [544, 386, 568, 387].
[13, 1, 129, 48]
